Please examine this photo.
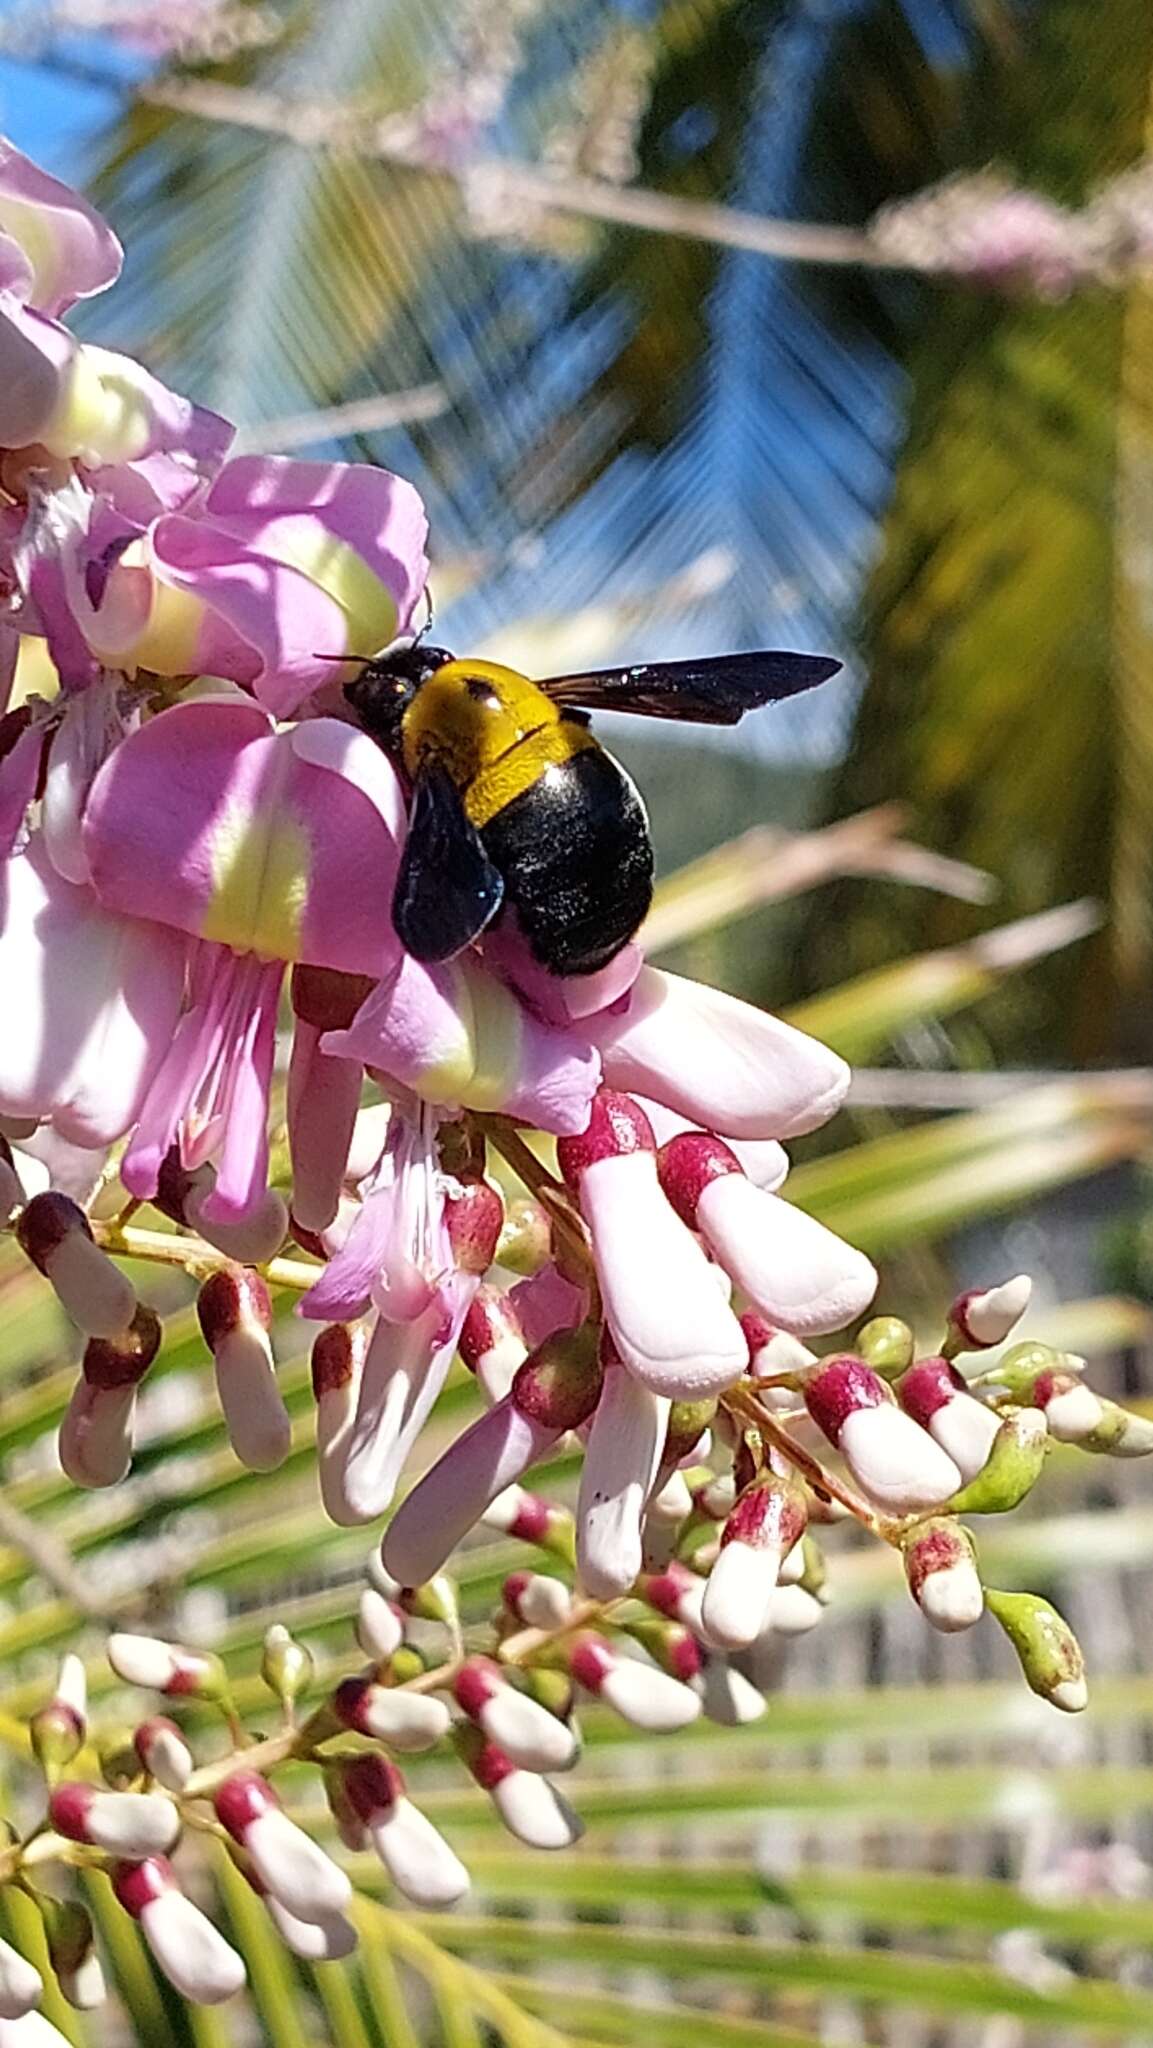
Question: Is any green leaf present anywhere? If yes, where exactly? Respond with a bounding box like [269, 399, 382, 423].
[407, 1915, 1153, 2034]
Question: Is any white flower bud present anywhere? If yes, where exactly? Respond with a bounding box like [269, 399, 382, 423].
[489, 1769, 583, 1850]
[569, 1638, 701, 1731]
[356, 1587, 404, 1664]
[0, 1938, 42, 2021]
[263, 1897, 358, 1961]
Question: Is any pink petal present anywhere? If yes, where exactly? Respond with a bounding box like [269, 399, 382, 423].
[0, 711, 44, 859]
[0, 137, 122, 314]
[141, 455, 430, 715]
[205, 452, 428, 634]
[0, 299, 73, 453]
[0, 837, 186, 1146]
[41, 675, 136, 884]
[588, 967, 850, 1140]
[324, 953, 599, 1135]
[484, 924, 643, 1024]
[507, 1263, 587, 1350]
[83, 699, 405, 975]
[0, 622, 18, 718]
[287, 1020, 363, 1234]
[383, 1396, 560, 1587]
[143, 514, 353, 708]
[328, 1287, 473, 1523]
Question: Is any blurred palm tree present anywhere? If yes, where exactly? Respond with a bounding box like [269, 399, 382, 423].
[798, 0, 1153, 1064]
[44, 0, 1033, 762]
[9, 0, 1149, 1042]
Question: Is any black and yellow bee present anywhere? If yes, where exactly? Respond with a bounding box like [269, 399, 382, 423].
[344, 641, 840, 979]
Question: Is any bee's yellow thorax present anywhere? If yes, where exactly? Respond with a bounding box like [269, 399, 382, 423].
[400, 659, 596, 827]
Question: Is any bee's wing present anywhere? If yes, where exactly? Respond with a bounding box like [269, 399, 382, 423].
[392, 759, 505, 962]
[542, 650, 841, 725]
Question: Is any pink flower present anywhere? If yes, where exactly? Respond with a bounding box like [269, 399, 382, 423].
[77, 694, 405, 1223]
[0, 137, 121, 315]
[90, 455, 429, 715]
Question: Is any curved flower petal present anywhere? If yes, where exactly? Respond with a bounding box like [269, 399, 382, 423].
[105, 455, 430, 713]
[327, 1284, 474, 1523]
[0, 298, 74, 449]
[325, 953, 599, 1135]
[41, 674, 137, 884]
[206, 453, 428, 630]
[588, 967, 850, 1140]
[0, 313, 229, 473]
[0, 705, 44, 859]
[83, 698, 406, 975]
[0, 836, 185, 1146]
[0, 136, 122, 314]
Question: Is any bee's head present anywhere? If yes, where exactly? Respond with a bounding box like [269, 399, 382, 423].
[343, 644, 455, 756]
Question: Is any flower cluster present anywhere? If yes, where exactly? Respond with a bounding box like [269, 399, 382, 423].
[0, 135, 878, 1534]
[0, 130, 1150, 2026]
[0, 1285, 1148, 2018]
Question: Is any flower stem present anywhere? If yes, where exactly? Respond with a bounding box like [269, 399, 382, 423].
[89, 1219, 321, 1292]
[482, 1118, 594, 1284]
[727, 1386, 898, 1540]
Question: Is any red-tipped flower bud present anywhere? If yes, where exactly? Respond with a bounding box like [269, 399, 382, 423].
[445, 1176, 504, 1275]
[341, 1756, 469, 1907]
[948, 1274, 1032, 1351]
[453, 1658, 576, 1773]
[558, 1092, 747, 1400]
[133, 1717, 193, 1793]
[106, 1633, 227, 1700]
[459, 1286, 527, 1404]
[330, 1674, 450, 1753]
[49, 1783, 180, 1857]
[658, 1132, 876, 1337]
[804, 1355, 962, 1511]
[568, 1634, 701, 1732]
[111, 1856, 245, 2003]
[18, 1191, 136, 1338]
[197, 1265, 288, 1472]
[453, 1724, 583, 1849]
[902, 1518, 984, 1632]
[214, 1770, 352, 1922]
[898, 1356, 1001, 1483]
[701, 1473, 808, 1651]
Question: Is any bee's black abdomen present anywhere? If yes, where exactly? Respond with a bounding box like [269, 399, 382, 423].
[482, 745, 653, 976]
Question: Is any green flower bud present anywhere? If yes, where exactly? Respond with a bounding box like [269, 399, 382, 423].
[518, 1666, 576, 1720]
[387, 1646, 428, 1686]
[97, 1727, 140, 1789]
[30, 1653, 86, 1780]
[40, 1896, 94, 1976]
[623, 1616, 702, 1686]
[981, 1341, 1063, 1403]
[1076, 1398, 1153, 1459]
[496, 1196, 552, 1276]
[985, 1588, 1087, 1711]
[797, 1533, 829, 1600]
[400, 1574, 460, 1632]
[664, 1398, 718, 1469]
[946, 1407, 1047, 1514]
[261, 1624, 314, 1708]
[856, 1316, 915, 1380]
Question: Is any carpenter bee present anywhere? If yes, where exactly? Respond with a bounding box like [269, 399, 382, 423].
[344, 640, 840, 978]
